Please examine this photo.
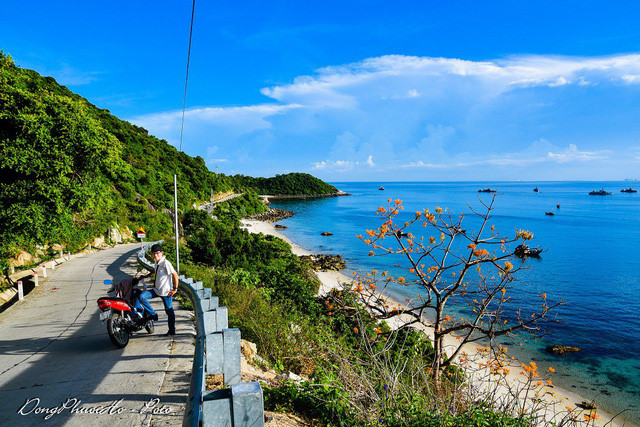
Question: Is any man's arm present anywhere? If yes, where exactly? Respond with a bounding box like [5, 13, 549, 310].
[168, 271, 179, 296]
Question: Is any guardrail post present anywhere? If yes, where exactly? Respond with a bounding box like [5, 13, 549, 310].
[42, 264, 47, 278]
[50, 260, 55, 270]
[202, 388, 232, 426]
[231, 382, 265, 427]
[206, 331, 224, 375]
[223, 328, 241, 386]
[34, 271, 38, 287]
[17, 280, 24, 300]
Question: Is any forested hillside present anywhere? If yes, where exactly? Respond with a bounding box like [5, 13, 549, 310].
[0, 52, 334, 265]
[231, 172, 338, 195]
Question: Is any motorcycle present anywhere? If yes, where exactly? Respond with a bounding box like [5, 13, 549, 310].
[97, 279, 154, 348]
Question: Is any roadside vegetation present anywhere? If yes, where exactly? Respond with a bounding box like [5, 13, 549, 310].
[175, 201, 558, 426]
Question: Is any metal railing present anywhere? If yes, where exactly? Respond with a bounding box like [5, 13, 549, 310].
[137, 241, 264, 426]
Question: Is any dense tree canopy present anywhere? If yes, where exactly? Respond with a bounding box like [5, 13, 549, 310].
[0, 52, 334, 262]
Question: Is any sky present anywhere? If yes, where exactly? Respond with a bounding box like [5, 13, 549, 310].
[3, 0, 640, 181]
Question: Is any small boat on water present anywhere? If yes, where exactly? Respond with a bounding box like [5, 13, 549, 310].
[621, 188, 637, 193]
[378, 186, 385, 191]
[477, 188, 496, 193]
[589, 189, 612, 196]
[545, 211, 555, 216]
[533, 187, 540, 193]
[556, 204, 560, 208]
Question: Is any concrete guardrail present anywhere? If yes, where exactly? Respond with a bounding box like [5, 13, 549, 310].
[137, 241, 265, 426]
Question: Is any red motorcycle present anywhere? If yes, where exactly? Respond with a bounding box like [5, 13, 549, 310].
[97, 279, 154, 348]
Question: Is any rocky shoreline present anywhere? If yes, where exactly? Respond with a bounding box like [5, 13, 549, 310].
[299, 254, 346, 271]
[249, 208, 295, 222]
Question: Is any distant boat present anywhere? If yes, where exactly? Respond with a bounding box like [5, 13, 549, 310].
[556, 204, 560, 208]
[477, 188, 496, 193]
[545, 211, 555, 216]
[533, 187, 540, 193]
[378, 186, 385, 191]
[621, 188, 637, 193]
[589, 189, 612, 196]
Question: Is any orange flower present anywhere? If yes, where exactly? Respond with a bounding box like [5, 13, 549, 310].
[501, 288, 506, 296]
[377, 207, 386, 213]
[547, 379, 552, 386]
[395, 199, 402, 205]
[435, 207, 443, 214]
[540, 293, 547, 299]
[429, 236, 436, 244]
[467, 243, 477, 249]
[366, 229, 376, 236]
[473, 249, 489, 257]
[368, 251, 375, 256]
[548, 367, 555, 373]
[398, 276, 406, 284]
[353, 327, 359, 333]
[536, 381, 543, 386]
[565, 406, 573, 412]
[504, 261, 513, 271]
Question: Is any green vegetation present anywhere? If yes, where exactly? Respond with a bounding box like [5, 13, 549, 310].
[231, 172, 338, 195]
[178, 206, 531, 425]
[0, 52, 332, 267]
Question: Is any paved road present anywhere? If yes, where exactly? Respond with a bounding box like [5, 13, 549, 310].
[0, 244, 194, 426]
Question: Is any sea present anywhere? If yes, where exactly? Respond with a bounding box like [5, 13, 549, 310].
[270, 181, 640, 423]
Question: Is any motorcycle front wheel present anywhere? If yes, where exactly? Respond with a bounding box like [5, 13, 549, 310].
[107, 312, 130, 348]
[145, 320, 154, 334]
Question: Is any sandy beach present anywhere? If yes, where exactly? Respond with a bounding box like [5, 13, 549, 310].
[241, 219, 627, 426]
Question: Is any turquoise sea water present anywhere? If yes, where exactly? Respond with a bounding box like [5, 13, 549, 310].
[270, 181, 640, 423]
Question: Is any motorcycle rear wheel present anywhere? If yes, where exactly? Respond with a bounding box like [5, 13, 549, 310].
[107, 312, 130, 348]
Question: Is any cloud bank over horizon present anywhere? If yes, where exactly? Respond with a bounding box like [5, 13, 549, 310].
[131, 53, 640, 180]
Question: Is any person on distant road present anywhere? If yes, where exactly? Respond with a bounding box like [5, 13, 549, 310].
[138, 244, 179, 335]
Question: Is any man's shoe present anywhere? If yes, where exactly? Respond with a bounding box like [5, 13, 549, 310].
[165, 330, 175, 336]
[151, 314, 159, 321]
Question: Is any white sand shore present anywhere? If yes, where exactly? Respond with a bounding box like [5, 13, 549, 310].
[241, 219, 626, 426]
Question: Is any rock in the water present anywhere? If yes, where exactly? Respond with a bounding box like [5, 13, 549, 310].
[577, 401, 597, 410]
[274, 224, 288, 229]
[320, 232, 333, 236]
[299, 254, 346, 271]
[546, 345, 581, 355]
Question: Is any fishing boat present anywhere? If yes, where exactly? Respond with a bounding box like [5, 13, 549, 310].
[378, 186, 385, 191]
[477, 188, 496, 193]
[621, 188, 637, 193]
[545, 211, 555, 216]
[533, 187, 540, 193]
[588, 189, 612, 196]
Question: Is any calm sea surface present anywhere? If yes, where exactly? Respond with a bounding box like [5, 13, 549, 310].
[270, 181, 640, 423]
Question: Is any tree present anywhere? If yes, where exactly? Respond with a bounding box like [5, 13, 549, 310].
[353, 195, 561, 382]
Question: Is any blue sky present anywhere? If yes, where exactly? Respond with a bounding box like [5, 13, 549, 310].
[3, 1, 640, 181]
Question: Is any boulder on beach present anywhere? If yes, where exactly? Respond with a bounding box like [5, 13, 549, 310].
[274, 224, 287, 229]
[320, 232, 333, 236]
[299, 254, 346, 271]
[546, 345, 581, 355]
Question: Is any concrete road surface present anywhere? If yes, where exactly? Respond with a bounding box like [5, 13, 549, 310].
[0, 243, 195, 426]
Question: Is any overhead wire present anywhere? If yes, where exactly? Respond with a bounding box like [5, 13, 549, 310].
[179, 0, 196, 153]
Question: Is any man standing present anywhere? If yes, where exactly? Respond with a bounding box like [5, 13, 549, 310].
[138, 244, 179, 335]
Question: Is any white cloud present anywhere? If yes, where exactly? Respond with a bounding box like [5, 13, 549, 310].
[546, 144, 608, 162]
[312, 159, 360, 170]
[130, 53, 640, 180]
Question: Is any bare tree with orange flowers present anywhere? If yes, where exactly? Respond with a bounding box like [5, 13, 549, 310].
[354, 194, 562, 382]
